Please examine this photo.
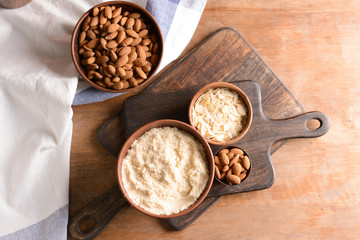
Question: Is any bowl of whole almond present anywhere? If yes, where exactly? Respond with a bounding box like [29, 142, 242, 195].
[71, 1, 163, 92]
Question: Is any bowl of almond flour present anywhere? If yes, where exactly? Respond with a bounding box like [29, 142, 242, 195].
[117, 119, 215, 218]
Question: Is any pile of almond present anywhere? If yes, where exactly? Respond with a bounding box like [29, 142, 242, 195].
[77, 5, 160, 90]
[215, 147, 250, 185]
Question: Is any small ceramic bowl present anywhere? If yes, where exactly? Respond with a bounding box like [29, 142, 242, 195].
[117, 119, 215, 218]
[189, 82, 253, 146]
[214, 146, 251, 186]
[71, 1, 163, 93]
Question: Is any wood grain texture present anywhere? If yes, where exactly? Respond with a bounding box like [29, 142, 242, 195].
[70, 0, 360, 239]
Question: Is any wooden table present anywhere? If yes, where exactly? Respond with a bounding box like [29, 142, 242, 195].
[70, 0, 360, 239]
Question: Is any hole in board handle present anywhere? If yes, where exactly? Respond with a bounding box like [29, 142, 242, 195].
[307, 118, 321, 130]
[78, 215, 96, 234]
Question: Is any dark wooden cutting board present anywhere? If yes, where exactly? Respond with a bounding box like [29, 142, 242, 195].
[68, 27, 324, 239]
[122, 80, 328, 196]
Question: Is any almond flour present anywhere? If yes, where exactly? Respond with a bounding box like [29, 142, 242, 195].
[122, 127, 209, 215]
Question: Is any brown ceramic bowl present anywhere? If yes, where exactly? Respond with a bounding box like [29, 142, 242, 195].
[71, 1, 163, 93]
[117, 119, 215, 218]
[214, 146, 251, 186]
[189, 82, 253, 146]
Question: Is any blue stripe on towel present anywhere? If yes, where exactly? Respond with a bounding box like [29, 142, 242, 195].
[0, 205, 68, 240]
[145, 0, 179, 41]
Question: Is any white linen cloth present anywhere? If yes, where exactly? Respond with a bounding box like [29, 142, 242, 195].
[0, 0, 206, 239]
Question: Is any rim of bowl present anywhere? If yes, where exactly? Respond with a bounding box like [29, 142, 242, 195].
[70, 1, 164, 93]
[188, 82, 253, 146]
[214, 146, 251, 186]
[117, 119, 215, 218]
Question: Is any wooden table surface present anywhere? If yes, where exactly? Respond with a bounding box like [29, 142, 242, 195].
[69, 0, 360, 239]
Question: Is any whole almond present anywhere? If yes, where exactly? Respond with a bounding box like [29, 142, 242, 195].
[113, 81, 124, 90]
[87, 38, 99, 49]
[227, 175, 241, 185]
[219, 152, 229, 165]
[94, 72, 103, 80]
[134, 58, 147, 67]
[112, 15, 122, 24]
[127, 12, 141, 19]
[129, 37, 142, 47]
[104, 6, 112, 19]
[96, 55, 109, 64]
[105, 31, 118, 40]
[84, 57, 96, 65]
[122, 37, 133, 46]
[135, 67, 147, 79]
[107, 65, 116, 76]
[229, 154, 240, 167]
[112, 76, 120, 82]
[118, 46, 131, 56]
[83, 51, 95, 58]
[136, 78, 145, 85]
[150, 54, 159, 65]
[127, 52, 137, 63]
[126, 18, 135, 29]
[128, 77, 138, 87]
[227, 151, 235, 160]
[92, 7, 99, 16]
[142, 64, 151, 73]
[107, 24, 119, 33]
[112, 7, 122, 18]
[145, 52, 152, 58]
[86, 30, 97, 40]
[221, 165, 229, 173]
[87, 63, 99, 70]
[124, 70, 133, 79]
[115, 55, 129, 67]
[152, 42, 159, 53]
[89, 16, 99, 26]
[116, 30, 126, 43]
[219, 149, 229, 155]
[136, 45, 146, 60]
[117, 67, 126, 77]
[87, 70, 95, 79]
[142, 38, 152, 46]
[79, 31, 86, 44]
[126, 29, 139, 38]
[106, 40, 118, 49]
[120, 16, 128, 26]
[240, 173, 247, 180]
[134, 18, 141, 32]
[109, 50, 118, 61]
[232, 163, 242, 176]
[123, 63, 133, 71]
[231, 148, 244, 156]
[242, 156, 251, 170]
[122, 80, 130, 89]
[96, 80, 106, 87]
[220, 172, 226, 180]
[215, 166, 221, 179]
[104, 77, 114, 87]
[99, 12, 107, 25]
[103, 67, 113, 78]
[138, 29, 148, 38]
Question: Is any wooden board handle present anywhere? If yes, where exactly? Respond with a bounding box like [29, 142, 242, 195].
[270, 111, 330, 141]
[68, 185, 128, 240]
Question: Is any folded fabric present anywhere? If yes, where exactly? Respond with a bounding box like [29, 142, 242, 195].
[0, 0, 206, 239]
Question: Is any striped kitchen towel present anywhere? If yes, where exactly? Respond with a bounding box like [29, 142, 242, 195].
[0, 0, 206, 239]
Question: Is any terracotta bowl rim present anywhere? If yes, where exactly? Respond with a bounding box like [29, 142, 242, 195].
[188, 81, 253, 146]
[117, 119, 215, 218]
[70, 0, 164, 93]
